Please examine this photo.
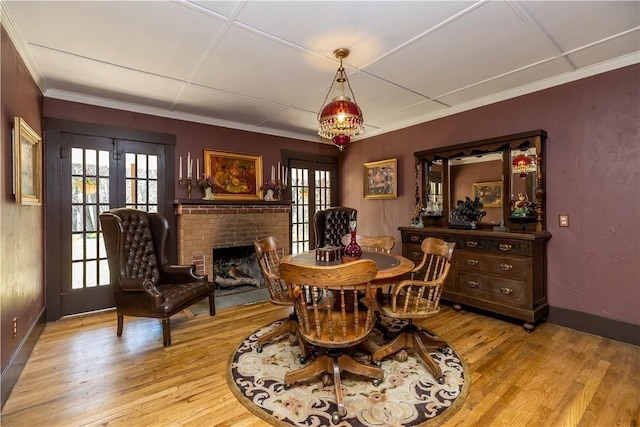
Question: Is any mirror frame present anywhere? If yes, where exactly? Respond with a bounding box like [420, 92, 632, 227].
[415, 130, 547, 232]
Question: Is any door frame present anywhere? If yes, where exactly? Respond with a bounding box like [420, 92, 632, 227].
[44, 118, 176, 321]
[281, 149, 340, 252]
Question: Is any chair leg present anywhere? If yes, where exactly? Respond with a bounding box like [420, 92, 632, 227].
[162, 318, 171, 347]
[371, 332, 411, 363]
[284, 354, 329, 386]
[372, 328, 446, 384]
[331, 357, 347, 421]
[116, 314, 124, 337]
[257, 319, 293, 349]
[412, 333, 444, 383]
[208, 294, 216, 316]
[338, 353, 384, 382]
[284, 351, 383, 425]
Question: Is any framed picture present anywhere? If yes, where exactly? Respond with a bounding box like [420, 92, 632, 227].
[203, 149, 262, 200]
[472, 181, 502, 207]
[364, 158, 397, 199]
[12, 117, 42, 206]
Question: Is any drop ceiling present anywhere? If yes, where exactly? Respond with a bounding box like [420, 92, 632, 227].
[2, 1, 638, 144]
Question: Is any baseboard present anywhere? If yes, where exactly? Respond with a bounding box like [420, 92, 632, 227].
[548, 306, 639, 346]
[1, 308, 46, 409]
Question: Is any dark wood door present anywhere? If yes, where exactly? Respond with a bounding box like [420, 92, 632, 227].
[45, 119, 175, 320]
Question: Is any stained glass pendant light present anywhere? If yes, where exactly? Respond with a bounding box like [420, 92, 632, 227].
[512, 151, 537, 178]
[318, 48, 364, 151]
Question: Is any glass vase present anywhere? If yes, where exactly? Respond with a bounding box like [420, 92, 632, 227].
[343, 220, 362, 261]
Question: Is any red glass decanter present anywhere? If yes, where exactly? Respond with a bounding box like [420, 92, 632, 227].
[343, 220, 362, 261]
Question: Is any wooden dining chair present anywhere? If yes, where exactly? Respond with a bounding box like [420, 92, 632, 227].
[279, 259, 384, 425]
[371, 237, 455, 384]
[253, 237, 306, 359]
[340, 234, 395, 253]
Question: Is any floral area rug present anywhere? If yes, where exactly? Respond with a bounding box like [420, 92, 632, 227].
[227, 317, 469, 426]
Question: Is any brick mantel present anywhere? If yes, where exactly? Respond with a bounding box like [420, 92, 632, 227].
[174, 199, 291, 280]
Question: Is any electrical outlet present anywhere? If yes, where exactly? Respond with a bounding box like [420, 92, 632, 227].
[12, 317, 17, 338]
[559, 214, 570, 227]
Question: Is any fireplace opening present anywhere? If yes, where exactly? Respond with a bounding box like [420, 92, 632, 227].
[213, 245, 264, 290]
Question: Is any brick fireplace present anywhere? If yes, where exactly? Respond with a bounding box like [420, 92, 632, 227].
[174, 200, 291, 280]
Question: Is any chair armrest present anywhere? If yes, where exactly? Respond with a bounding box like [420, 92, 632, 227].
[162, 264, 206, 283]
[120, 278, 162, 299]
[120, 277, 148, 292]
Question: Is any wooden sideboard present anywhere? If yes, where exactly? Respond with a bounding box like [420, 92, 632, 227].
[399, 226, 551, 331]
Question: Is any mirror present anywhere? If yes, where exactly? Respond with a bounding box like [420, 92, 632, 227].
[416, 130, 546, 232]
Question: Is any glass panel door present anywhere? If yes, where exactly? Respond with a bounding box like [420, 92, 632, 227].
[59, 136, 165, 316]
[289, 158, 337, 254]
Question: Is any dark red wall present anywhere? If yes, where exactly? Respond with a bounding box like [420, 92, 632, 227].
[342, 64, 640, 325]
[1, 26, 44, 372]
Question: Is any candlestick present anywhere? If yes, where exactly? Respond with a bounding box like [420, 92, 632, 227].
[187, 152, 191, 178]
[179, 176, 192, 199]
[196, 158, 199, 178]
[179, 156, 182, 181]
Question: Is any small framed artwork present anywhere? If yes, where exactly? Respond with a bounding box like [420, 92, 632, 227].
[203, 149, 262, 200]
[13, 117, 43, 206]
[472, 181, 502, 207]
[364, 158, 397, 199]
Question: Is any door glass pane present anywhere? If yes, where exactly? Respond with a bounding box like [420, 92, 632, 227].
[125, 152, 158, 212]
[70, 148, 110, 290]
[315, 170, 332, 211]
[291, 167, 309, 254]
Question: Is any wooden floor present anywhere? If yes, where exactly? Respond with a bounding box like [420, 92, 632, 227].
[2, 301, 639, 427]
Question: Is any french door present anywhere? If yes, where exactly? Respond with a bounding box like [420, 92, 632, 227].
[287, 155, 338, 254]
[46, 126, 168, 319]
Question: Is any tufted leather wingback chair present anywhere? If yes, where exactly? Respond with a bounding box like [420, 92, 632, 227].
[99, 208, 216, 347]
[313, 207, 357, 248]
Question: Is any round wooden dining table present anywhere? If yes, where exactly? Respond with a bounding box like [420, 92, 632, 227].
[280, 251, 415, 285]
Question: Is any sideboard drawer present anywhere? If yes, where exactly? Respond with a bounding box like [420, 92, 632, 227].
[402, 231, 455, 245]
[456, 236, 529, 256]
[458, 272, 527, 308]
[457, 251, 528, 279]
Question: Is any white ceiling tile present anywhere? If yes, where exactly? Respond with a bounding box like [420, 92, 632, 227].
[234, 1, 477, 67]
[518, 1, 640, 52]
[437, 58, 573, 106]
[259, 108, 320, 138]
[568, 31, 640, 70]
[364, 1, 557, 96]
[178, 84, 286, 125]
[191, 25, 333, 106]
[5, 1, 227, 80]
[32, 46, 183, 108]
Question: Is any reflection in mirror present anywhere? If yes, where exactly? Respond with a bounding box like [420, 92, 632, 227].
[510, 147, 537, 219]
[449, 152, 502, 225]
[424, 160, 443, 216]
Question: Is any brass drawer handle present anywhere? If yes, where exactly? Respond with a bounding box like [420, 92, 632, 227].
[500, 287, 514, 295]
[411, 251, 421, 258]
[410, 235, 420, 242]
[499, 243, 512, 251]
[467, 259, 479, 266]
[466, 241, 478, 248]
[500, 263, 513, 271]
[467, 281, 479, 288]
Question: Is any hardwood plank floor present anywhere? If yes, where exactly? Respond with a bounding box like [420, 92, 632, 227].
[2, 302, 639, 426]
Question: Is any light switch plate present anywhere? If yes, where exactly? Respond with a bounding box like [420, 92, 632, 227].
[559, 214, 569, 227]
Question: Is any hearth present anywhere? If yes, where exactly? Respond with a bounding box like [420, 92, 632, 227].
[213, 245, 263, 290]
